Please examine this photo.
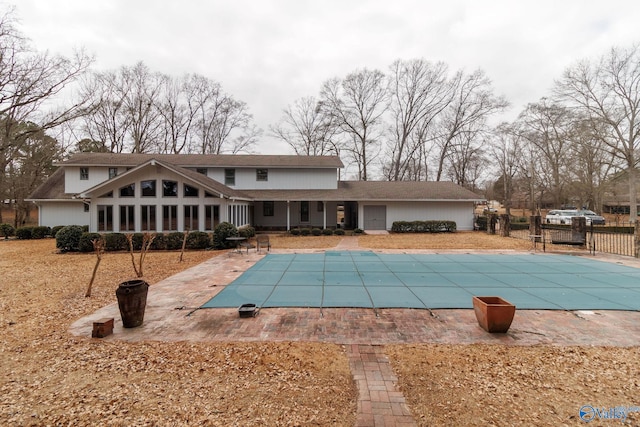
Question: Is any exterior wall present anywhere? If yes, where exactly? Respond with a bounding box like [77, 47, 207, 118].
[208, 168, 338, 190]
[358, 201, 476, 231]
[254, 201, 338, 229]
[37, 201, 90, 228]
[65, 166, 117, 194]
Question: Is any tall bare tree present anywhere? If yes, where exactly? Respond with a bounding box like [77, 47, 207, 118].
[490, 123, 523, 215]
[270, 96, 338, 156]
[384, 59, 452, 181]
[555, 44, 640, 221]
[320, 69, 388, 180]
[0, 8, 93, 222]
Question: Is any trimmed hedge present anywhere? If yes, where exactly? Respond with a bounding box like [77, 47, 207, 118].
[15, 227, 33, 239]
[321, 228, 333, 235]
[79, 232, 103, 252]
[104, 233, 128, 251]
[56, 225, 84, 252]
[31, 226, 51, 239]
[165, 232, 185, 250]
[0, 223, 15, 239]
[186, 231, 211, 249]
[391, 220, 456, 233]
[334, 228, 345, 235]
[213, 222, 238, 249]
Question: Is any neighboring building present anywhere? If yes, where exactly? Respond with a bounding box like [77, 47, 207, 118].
[27, 153, 484, 232]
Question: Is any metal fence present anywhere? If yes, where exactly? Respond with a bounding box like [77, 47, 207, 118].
[509, 224, 637, 257]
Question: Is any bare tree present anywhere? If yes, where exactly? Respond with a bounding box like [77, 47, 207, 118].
[320, 69, 388, 180]
[384, 59, 451, 181]
[270, 96, 338, 155]
[432, 69, 509, 181]
[490, 123, 523, 215]
[555, 44, 640, 221]
[0, 8, 93, 221]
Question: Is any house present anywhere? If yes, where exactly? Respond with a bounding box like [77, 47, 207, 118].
[27, 153, 484, 232]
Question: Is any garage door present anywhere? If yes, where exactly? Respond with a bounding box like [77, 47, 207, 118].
[363, 205, 386, 230]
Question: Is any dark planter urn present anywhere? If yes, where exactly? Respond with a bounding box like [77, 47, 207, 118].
[116, 279, 149, 328]
[238, 303, 257, 318]
[472, 296, 516, 333]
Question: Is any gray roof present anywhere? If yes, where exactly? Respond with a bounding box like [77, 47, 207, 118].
[241, 181, 483, 201]
[28, 168, 70, 200]
[57, 152, 344, 168]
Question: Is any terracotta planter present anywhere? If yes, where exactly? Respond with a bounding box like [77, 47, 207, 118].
[472, 296, 515, 333]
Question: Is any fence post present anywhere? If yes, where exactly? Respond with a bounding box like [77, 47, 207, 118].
[488, 214, 498, 235]
[529, 215, 541, 242]
[571, 217, 587, 248]
[500, 214, 510, 237]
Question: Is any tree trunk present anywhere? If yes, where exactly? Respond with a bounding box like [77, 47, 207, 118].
[629, 166, 637, 223]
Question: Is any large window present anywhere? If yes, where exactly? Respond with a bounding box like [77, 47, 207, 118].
[120, 205, 135, 231]
[263, 201, 274, 217]
[162, 180, 178, 197]
[224, 169, 235, 186]
[184, 205, 198, 231]
[256, 168, 268, 181]
[162, 205, 178, 231]
[80, 168, 89, 180]
[119, 183, 135, 197]
[141, 205, 156, 231]
[205, 205, 219, 231]
[141, 180, 156, 197]
[184, 184, 199, 197]
[97, 205, 113, 231]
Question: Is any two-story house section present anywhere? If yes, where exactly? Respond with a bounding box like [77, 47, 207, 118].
[28, 152, 484, 233]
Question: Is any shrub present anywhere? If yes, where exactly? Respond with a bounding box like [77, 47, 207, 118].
[311, 228, 322, 236]
[353, 228, 364, 234]
[334, 228, 345, 235]
[186, 231, 211, 249]
[289, 228, 301, 236]
[56, 225, 84, 251]
[165, 232, 185, 250]
[321, 228, 333, 236]
[213, 222, 238, 249]
[476, 216, 488, 231]
[239, 226, 255, 238]
[79, 232, 103, 252]
[391, 220, 457, 233]
[0, 223, 15, 239]
[104, 233, 128, 251]
[129, 233, 144, 250]
[150, 233, 167, 250]
[31, 226, 51, 239]
[300, 228, 311, 236]
[15, 227, 33, 239]
[51, 225, 65, 238]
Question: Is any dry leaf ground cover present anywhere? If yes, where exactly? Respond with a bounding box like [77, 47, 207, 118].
[1, 232, 640, 426]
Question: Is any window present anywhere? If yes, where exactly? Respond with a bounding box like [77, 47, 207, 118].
[300, 201, 309, 222]
[205, 205, 219, 231]
[83, 203, 90, 212]
[119, 183, 135, 197]
[256, 168, 268, 181]
[263, 201, 274, 217]
[141, 180, 156, 197]
[119, 205, 135, 231]
[184, 184, 199, 197]
[141, 205, 156, 231]
[184, 205, 198, 231]
[108, 168, 118, 179]
[162, 205, 178, 231]
[317, 201, 324, 212]
[196, 168, 207, 175]
[224, 169, 235, 186]
[80, 168, 89, 180]
[99, 191, 113, 198]
[205, 191, 216, 198]
[97, 205, 113, 231]
[162, 180, 177, 197]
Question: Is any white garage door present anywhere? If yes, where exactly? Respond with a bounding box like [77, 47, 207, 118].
[363, 205, 387, 230]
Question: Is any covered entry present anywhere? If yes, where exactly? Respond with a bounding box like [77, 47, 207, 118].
[363, 205, 386, 230]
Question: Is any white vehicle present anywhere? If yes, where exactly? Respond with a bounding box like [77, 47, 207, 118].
[545, 209, 579, 225]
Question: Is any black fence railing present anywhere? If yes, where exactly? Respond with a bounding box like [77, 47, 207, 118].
[509, 223, 637, 257]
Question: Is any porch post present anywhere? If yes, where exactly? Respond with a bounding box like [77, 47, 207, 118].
[286, 200, 290, 231]
[323, 201, 326, 229]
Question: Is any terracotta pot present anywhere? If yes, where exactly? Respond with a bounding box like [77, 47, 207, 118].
[472, 296, 516, 333]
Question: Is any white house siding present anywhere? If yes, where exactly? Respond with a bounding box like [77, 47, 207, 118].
[208, 168, 337, 190]
[358, 201, 475, 231]
[253, 201, 338, 229]
[85, 167, 248, 233]
[65, 166, 114, 194]
[37, 202, 90, 228]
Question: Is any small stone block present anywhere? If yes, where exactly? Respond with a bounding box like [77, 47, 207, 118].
[92, 317, 114, 338]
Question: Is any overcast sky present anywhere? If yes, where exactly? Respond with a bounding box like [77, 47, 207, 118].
[9, 0, 640, 154]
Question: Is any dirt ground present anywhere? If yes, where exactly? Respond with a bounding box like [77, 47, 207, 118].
[1, 233, 639, 426]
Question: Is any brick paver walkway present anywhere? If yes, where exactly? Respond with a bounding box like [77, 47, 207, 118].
[349, 344, 416, 426]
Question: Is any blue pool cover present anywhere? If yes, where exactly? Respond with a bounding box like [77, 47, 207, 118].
[200, 251, 640, 311]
